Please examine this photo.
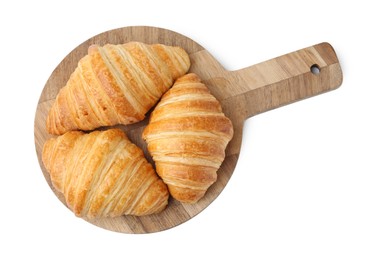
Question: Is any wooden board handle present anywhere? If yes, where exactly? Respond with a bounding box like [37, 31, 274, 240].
[223, 42, 343, 120]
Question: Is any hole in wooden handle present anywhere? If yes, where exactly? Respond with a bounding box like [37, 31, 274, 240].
[310, 64, 321, 75]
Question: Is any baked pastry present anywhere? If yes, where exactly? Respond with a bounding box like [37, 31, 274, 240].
[46, 42, 190, 135]
[142, 73, 234, 203]
[42, 128, 169, 218]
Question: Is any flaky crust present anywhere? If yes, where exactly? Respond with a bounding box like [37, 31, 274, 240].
[42, 129, 169, 218]
[46, 42, 190, 135]
[143, 73, 233, 203]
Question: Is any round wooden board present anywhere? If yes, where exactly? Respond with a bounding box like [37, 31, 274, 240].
[34, 26, 241, 233]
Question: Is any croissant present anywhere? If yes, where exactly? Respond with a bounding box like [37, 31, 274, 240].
[142, 73, 234, 203]
[42, 128, 169, 218]
[46, 42, 190, 135]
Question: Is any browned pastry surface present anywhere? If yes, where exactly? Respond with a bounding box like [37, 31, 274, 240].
[46, 42, 190, 135]
[143, 73, 233, 203]
[42, 128, 169, 218]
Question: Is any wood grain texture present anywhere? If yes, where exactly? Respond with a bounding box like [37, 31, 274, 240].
[34, 26, 342, 233]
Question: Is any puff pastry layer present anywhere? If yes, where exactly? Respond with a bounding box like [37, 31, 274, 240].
[42, 129, 169, 218]
[46, 42, 190, 135]
[143, 73, 233, 203]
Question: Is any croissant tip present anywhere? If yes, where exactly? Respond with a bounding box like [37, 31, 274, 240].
[88, 44, 99, 55]
[175, 73, 201, 84]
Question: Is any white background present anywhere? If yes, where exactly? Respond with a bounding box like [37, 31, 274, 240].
[1, 0, 370, 259]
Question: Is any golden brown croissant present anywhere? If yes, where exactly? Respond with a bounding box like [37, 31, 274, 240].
[42, 128, 169, 218]
[142, 73, 233, 203]
[46, 42, 190, 135]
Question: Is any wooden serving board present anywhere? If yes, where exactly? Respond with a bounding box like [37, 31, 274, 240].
[34, 26, 343, 233]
